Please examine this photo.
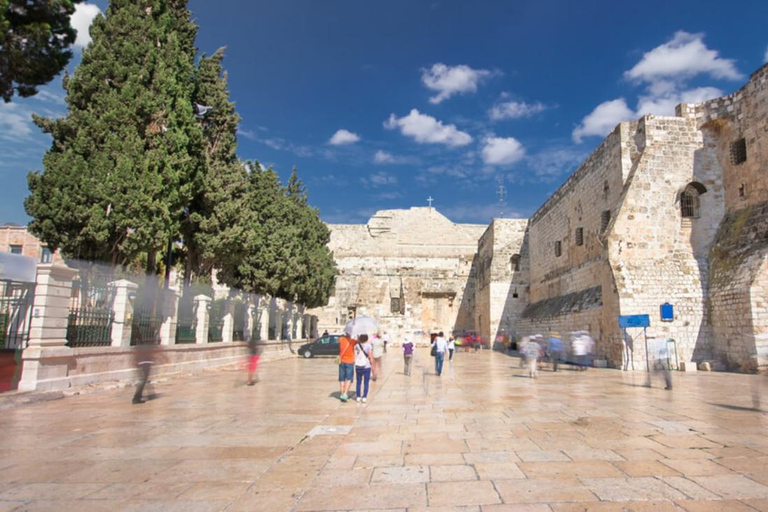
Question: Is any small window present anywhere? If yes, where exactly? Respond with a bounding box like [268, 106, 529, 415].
[575, 228, 584, 247]
[390, 298, 401, 314]
[9, 245, 22, 255]
[739, 183, 746, 199]
[510, 254, 521, 272]
[554, 241, 562, 257]
[601, 210, 611, 232]
[730, 138, 747, 165]
[603, 180, 610, 199]
[680, 182, 707, 219]
[40, 247, 52, 264]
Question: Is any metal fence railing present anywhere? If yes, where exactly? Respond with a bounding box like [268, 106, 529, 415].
[0, 280, 34, 350]
[66, 308, 114, 347]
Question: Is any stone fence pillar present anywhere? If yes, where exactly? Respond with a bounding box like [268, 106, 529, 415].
[222, 300, 234, 343]
[194, 295, 212, 344]
[258, 298, 269, 342]
[19, 264, 78, 391]
[245, 299, 257, 343]
[110, 279, 138, 347]
[159, 288, 180, 346]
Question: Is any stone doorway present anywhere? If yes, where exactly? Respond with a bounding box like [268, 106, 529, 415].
[420, 292, 455, 334]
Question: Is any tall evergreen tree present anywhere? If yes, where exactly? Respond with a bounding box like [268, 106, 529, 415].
[25, 0, 202, 270]
[182, 48, 247, 286]
[0, 0, 82, 102]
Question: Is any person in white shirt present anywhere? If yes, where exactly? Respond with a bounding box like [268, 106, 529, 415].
[354, 334, 373, 402]
[435, 331, 448, 376]
[448, 336, 456, 361]
[371, 333, 385, 381]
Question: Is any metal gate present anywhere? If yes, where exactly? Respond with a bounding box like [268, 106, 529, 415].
[0, 280, 35, 350]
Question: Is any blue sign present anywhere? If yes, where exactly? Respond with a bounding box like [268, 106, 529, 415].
[660, 303, 674, 322]
[618, 314, 650, 329]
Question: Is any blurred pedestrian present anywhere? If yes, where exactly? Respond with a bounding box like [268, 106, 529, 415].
[520, 335, 542, 379]
[132, 343, 157, 404]
[383, 331, 389, 353]
[571, 331, 593, 371]
[371, 332, 385, 381]
[547, 334, 564, 372]
[403, 336, 414, 376]
[647, 339, 673, 390]
[448, 336, 456, 361]
[435, 331, 448, 376]
[355, 334, 373, 402]
[338, 333, 356, 402]
[246, 338, 263, 386]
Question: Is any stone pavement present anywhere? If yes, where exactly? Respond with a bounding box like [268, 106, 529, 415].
[1, 349, 768, 511]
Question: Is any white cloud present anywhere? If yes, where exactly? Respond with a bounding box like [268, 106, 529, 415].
[528, 147, 587, 180]
[0, 102, 34, 141]
[374, 150, 395, 164]
[442, 203, 524, 224]
[71, 3, 101, 49]
[421, 63, 495, 104]
[329, 129, 361, 146]
[481, 137, 525, 166]
[764, 45, 768, 63]
[636, 86, 722, 116]
[625, 31, 742, 84]
[489, 101, 547, 120]
[572, 98, 634, 143]
[384, 109, 472, 147]
[361, 171, 398, 188]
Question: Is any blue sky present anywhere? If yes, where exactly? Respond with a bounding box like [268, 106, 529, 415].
[2, 0, 768, 226]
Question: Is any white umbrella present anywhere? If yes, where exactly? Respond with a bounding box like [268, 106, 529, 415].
[344, 316, 379, 339]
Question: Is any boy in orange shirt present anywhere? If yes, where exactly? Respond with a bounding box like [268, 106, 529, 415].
[338, 335, 356, 402]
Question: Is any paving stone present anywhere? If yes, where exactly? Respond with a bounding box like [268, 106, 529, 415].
[427, 481, 501, 507]
[519, 461, 625, 479]
[430, 464, 478, 481]
[580, 477, 688, 501]
[371, 465, 429, 484]
[494, 477, 597, 503]
[690, 475, 768, 499]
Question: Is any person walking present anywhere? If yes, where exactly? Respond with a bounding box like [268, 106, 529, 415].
[132, 343, 157, 404]
[371, 332, 385, 381]
[246, 338, 263, 385]
[403, 336, 415, 376]
[547, 334, 564, 372]
[338, 333, 356, 402]
[520, 336, 542, 379]
[383, 331, 389, 353]
[448, 336, 456, 361]
[354, 334, 373, 402]
[435, 331, 448, 376]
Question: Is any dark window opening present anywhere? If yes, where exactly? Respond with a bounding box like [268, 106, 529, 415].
[512, 287, 519, 299]
[9, 245, 22, 255]
[390, 298, 401, 314]
[575, 227, 584, 246]
[730, 138, 747, 165]
[601, 210, 611, 232]
[555, 241, 562, 257]
[739, 183, 746, 199]
[40, 247, 52, 263]
[603, 180, 610, 199]
[681, 182, 707, 219]
[510, 254, 521, 272]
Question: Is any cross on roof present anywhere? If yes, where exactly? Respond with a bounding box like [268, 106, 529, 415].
[427, 196, 434, 209]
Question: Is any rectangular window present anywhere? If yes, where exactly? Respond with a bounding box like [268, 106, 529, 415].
[9, 245, 22, 255]
[390, 298, 401, 314]
[554, 240, 562, 257]
[739, 183, 746, 199]
[40, 247, 53, 264]
[730, 138, 747, 165]
[601, 210, 611, 232]
[575, 227, 584, 247]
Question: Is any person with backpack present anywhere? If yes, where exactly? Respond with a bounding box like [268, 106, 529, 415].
[354, 334, 373, 403]
[402, 336, 415, 376]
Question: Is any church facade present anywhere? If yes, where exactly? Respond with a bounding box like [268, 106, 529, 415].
[313, 63, 768, 370]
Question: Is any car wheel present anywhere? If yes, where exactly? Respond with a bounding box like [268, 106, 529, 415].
[303, 350, 312, 359]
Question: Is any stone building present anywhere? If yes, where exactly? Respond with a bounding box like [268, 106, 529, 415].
[0, 225, 64, 265]
[311, 208, 486, 344]
[315, 63, 768, 370]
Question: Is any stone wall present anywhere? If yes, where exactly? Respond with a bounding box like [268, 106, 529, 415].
[0, 226, 64, 265]
[310, 208, 486, 344]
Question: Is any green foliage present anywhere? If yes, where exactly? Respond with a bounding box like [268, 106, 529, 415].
[0, 0, 81, 102]
[183, 48, 247, 283]
[25, 0, 202, 266]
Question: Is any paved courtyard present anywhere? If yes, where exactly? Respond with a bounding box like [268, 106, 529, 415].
[1, 349, 768, 511]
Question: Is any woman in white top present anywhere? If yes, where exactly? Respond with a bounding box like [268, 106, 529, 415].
[448, 337, 456, 361]
[354, 334, 373, 402]
[371, 333, 385, 381]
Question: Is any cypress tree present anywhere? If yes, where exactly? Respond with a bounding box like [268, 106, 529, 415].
[0, 0, 82, 102]
[25, 0, 202, 270]
[183, 48, 248, 286]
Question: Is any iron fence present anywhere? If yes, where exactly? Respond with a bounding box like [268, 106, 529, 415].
[66, 281, 116, 348]
[175, 323, 196, 344]
[0, 280, 34, 350]
[131, 311, 162, 346]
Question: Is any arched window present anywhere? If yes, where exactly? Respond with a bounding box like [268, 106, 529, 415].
[510, 254, 521, 272]
[680, 182, 707, 219]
